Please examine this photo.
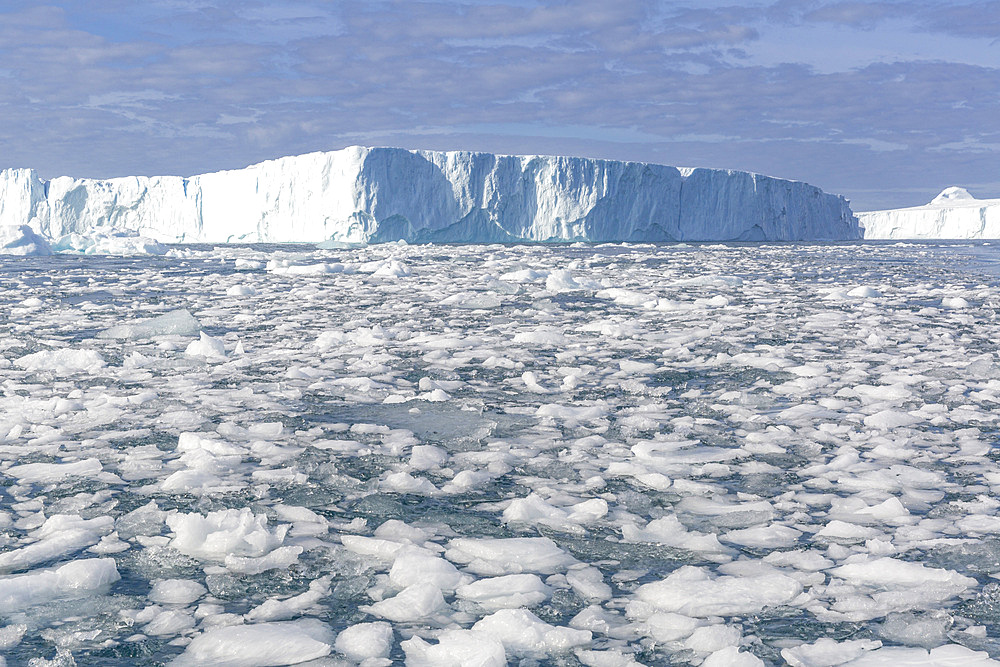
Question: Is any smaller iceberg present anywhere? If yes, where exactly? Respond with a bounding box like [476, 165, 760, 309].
[859, 187, 1000, 239]
[98, 309, 203, 340]
[52, 230, 168, 255]
[0, 224, 52, 256]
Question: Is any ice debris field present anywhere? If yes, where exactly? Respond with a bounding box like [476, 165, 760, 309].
[4, 240, 1000, 665]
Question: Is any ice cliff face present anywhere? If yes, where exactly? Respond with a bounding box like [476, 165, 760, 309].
[0, 147, 861, 243]
[859, 187, 1000, 239]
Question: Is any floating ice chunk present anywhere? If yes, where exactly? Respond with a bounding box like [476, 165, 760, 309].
[763, 550, 834, 572]
[390, 549, 469, 591]
[409, 445, 448, 471]
[0, 624, 26, 650]
[535, 403, 609, 424]
[503, 493, 565, 524]
[702, 646, 764, 667]
[0, 514, 114, 572]
[503, 493, 607, 531]
[335, 621, 393, 662]
[234, 258, 264, 270]
[445, 537, 577, 575]
[439, 292, 502, 309]
[852, 384, 912, 403]
[0, 224, 52, 255]
[402, 628, 506, 667]
[7, 458, 104, 484]
[671, 274, 743, 288]
[621, 516, 731, 555]
[380, 471, 439, 495]
[816, 558, 976, 622]
[172, 618, 334, 666]
[683, 624, 742, 653]
[116, 500, 166, 539]
[941, 296, 970, 309]
[225, 545, 303, 575]
[0, 558, 119, 613]
[373, 518, 432, 544]
[513, 326, 569, 346]
[816, 520, 882, 541]
[828, 557, 975, 590]
[440, 469, 494, 494]
[722, 524, 801, 548]
[185, 331, 227, 359]
[842, 644, 1000, 666]
[633, 565, 802, 617]
[149, 579, 207, 605]
[145, 609, 196, 636]
[371, 259, 411, 277]
[639, 612, 702, 642]
[836, 497, 911, 524]
[545, 269, 601, 292]
[471, 608, 591, 657]
[863, 410, 922, 429]
[846, 286, 882, 298]
[89, 532, 130, 555]
[521, 371, 550, 393]
[266, 259, 347, 275]
[455, 573, 552, 610]
[245, 576, 330, 622]
[99, 309, 202, 340]
[14, 349, 105, 374]
[566, 566, 613, 602]
[166, 508, 287, 560]
[879, 611, 952, 648]
[781, 638, 882, 667]
[362, 582, 445, 622]
[53, 231, 168, 255]
[340, 535, 407, 561]
[225, 284, 257, 296]
[574, 649, 645, 667]
[499, 268, 550, 283]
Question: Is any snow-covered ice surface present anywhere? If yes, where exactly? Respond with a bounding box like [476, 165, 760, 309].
[4, 240, 1000, 664]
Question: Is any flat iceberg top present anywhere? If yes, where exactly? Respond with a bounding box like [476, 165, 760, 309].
[0, 146, 861, 244]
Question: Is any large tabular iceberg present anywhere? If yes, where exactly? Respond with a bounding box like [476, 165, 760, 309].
[0, 147, 860, 244]
[859, 187, 1000, 239]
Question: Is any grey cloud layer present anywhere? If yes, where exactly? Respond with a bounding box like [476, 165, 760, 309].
[1, 1, 998, 209]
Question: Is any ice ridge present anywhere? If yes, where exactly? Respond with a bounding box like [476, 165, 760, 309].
[859, 187, 1000, 239]
[0, 147, 861, 244]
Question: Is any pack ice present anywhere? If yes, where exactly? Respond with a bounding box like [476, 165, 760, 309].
[859, 187, 1000, 239]
[0, 146, 861, 244]
[6, 228, 1000, 665]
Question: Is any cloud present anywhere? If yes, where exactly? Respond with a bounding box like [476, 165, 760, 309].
[804, 2, 907, 28]
[918, 1, 1000, 39]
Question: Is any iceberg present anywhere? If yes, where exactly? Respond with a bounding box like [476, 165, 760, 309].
[0, 224, 52, 256]
[0, 147, 860, 243]
[51, 230, 168, 255]
[859, 187, 1000, 239]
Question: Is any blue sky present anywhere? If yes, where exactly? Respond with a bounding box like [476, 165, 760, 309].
[1, 1, 999, 210]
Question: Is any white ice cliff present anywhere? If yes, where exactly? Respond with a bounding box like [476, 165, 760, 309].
[859, 187, 1000, 239]
[0, 146, 860, 244]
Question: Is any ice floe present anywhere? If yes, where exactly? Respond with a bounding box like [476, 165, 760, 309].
[1, 240, 1000, 663]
